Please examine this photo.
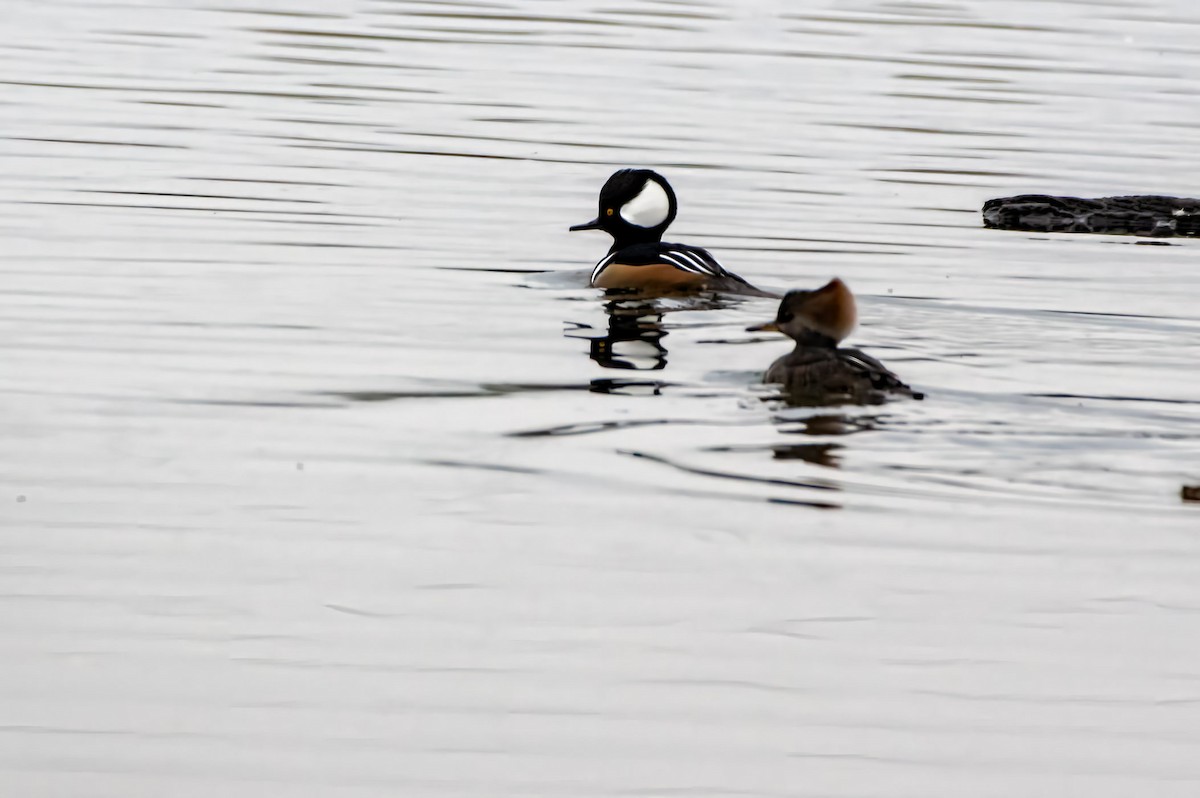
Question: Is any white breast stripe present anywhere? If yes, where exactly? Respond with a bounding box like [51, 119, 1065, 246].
[591, 252, 617, 283]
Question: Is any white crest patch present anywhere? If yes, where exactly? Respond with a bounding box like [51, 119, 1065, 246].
[620, 179, 670, 228]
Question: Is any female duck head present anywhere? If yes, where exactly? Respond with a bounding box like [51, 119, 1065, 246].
[747, 278, 857, 345]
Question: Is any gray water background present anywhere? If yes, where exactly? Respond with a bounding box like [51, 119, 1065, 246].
[3, 0, 1200, 795]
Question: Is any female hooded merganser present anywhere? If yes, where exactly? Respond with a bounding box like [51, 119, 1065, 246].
[570, 169, 771, 296]
[747, 278, 922, 404]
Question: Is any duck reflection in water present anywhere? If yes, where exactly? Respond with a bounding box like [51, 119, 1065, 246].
[568, 293, 745, 372]
[771, 441, 843, 469]
[769, 413, 881, 469]
[748, 278, 922, 406]
[582, 300, 669, 371]
[563, 299, 669, 395]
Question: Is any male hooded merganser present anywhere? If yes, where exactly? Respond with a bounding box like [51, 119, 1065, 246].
[747, 278, 922, 403]
[570, 169, 771, 296]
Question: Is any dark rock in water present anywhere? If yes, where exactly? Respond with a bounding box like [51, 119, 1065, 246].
[1183, 485, 1200, 503]
[983, 194, 1200, 237]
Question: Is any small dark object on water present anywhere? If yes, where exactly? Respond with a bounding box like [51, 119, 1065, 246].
[1183, 485, 1200, 503]
[983, 194, 1200, 237]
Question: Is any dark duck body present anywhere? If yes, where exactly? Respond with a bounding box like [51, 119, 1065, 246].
[570, 169, 771, 296]
[748, 279, 921, 405]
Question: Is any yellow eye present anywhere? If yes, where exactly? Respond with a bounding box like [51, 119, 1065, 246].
[606, 208, 614, 216]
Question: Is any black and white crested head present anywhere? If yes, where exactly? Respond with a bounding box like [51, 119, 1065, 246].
[570, 168, 679, 249]
[618, 173, 672, 228]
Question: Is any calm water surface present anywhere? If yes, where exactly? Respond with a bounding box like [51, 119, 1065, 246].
[3, 0, 1200, 795]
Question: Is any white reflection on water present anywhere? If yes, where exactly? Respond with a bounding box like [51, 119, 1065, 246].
[2, 0, 1200, 795]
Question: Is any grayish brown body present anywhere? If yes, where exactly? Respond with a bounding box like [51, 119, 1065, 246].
[762, 343, 918, 404]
